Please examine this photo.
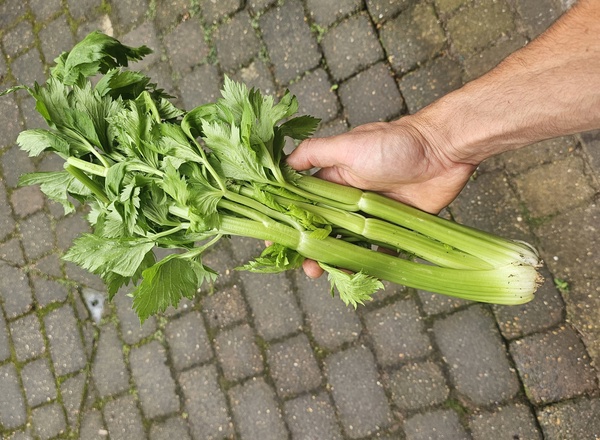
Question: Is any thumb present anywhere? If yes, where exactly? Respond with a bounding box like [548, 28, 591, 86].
[286, 136, 343, 171]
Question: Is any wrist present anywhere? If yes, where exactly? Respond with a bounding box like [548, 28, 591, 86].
[396, 98, 491, 169]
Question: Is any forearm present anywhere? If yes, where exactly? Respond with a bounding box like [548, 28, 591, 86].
[408, 0, 600, 165]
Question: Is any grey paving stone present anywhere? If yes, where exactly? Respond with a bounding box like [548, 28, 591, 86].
[581, 130, 600, 177]
[314, 117, 349, 138]
[500, 136, 578, 175]
[435, 0, 469, 15]
[229, 235, 265, 266]
[514, 0, 562, 38]
[259, 0, 321, 85]
[153, 0, 191, 32]
[130, 341, 180, 419]
[0, 183, 17, 241]
[0, 0, 27, 29]
[339, 62, 403, 126]
[0, 262, 33, 318]
[163, 18, 209, 75]
[231, 59, 277, 96]
[446, 0, 515, 57]
[366, 0, 412, 23]
[248, 0, 277, 12]
[10, 186, 45, 218]
[0, 238, 25, 266]
[469, 403, 542, 440]
[288, 68, 339, 124]
[381, 2, 445, 74]
[120, 22, 162, 72]
[229, 378, 288, 440]
[31, 276, 69, 308]
[398, 56, 463, 114]
[560, 278, 600, 375]
[180, 63, 222, 110]
[103, 394, 146, 440]
[66, 0, 102, 21]
[463, 34, 528, 82]
[14, 95, 45, 132]
[215, 11, 261, 73]
[202, 283, 248, 329]
[92, 323, 130, 397]
[417, 290, 471, 315]
[30, 253, 63, 279]
[29, 0, 63, 22]
[325, 345, 393, 438]
[0, 363, 27, 430]
[44, 305, 87, 376]
[385, 361, 449, 411]
[55, 211, 90, 252]
[199, 0, 242, 24]
[449, 170, 533, 242]
[404, 409, 470, 440]
[60, 372, 86, 428]
[433, 305, 520, 406]
[21, 357, 57, 407]
[112, 0, 148, 32]
[31, 401, 67, 439]
[9, 48, 47, 87]
[4, 430, 34, 440]
[294, 271, 362, 351]
[3, 21, 35, 58]
[178, 364, 234, 440]
[0, 311, 10, 362]
[514, 155, 596, 218]
[364, 298, 432, 367]
[64, 261, 106, 291]
[9, 312, 45, 362]
[537, 397, 600, 440]
[197, 239, 235, 288]
[150, 416, 192, 440]
[509, 325, 596, 405]
[239, 272, 303, 341]
[39, 16, 76, 63]
[0, 91, 23, 151]
[79, 409, 107, 440]
[19, 212, 55, 261]
[321, 12, 384, 82]
[75, 14, 115, 40]
[2, 148, 35, 192]
[284, 391, 343, 440]
[114, 288, 157, 344]
[215, 323, 263, 381]
[267, 333, 321, 398]
[145, 58, 178, 99]
[165, 310, 213, 370]
[493, 266, 565, 340]
[305, 0, 361, 27]
[536, 203, 599, 281]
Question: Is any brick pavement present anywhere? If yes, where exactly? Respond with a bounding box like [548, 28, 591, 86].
[1, 0, 599, 439]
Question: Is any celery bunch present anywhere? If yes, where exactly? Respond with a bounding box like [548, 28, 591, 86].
[2, 32, 542, 321]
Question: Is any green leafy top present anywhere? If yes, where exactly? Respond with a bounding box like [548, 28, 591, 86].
[52, 31, 152, 85]
[2, 31, 382, 323]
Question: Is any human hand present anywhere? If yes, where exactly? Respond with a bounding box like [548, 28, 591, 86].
[286, 116, 478, 278]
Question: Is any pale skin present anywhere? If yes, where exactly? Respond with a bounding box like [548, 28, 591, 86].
[287, 0, 600, 278]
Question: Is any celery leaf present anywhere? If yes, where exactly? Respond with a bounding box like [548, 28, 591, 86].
[63, 234, 155, 278]
[237, 243, 304, 273]
[279, 115, 320, 140]
[18, 171, 90, 214]
[132, 254, 217, 322]
[319, 263, 383, 308]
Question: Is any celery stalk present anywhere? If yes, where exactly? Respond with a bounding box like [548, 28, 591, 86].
[293, 175, 541, 268]
[215, 216, 539, 305]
